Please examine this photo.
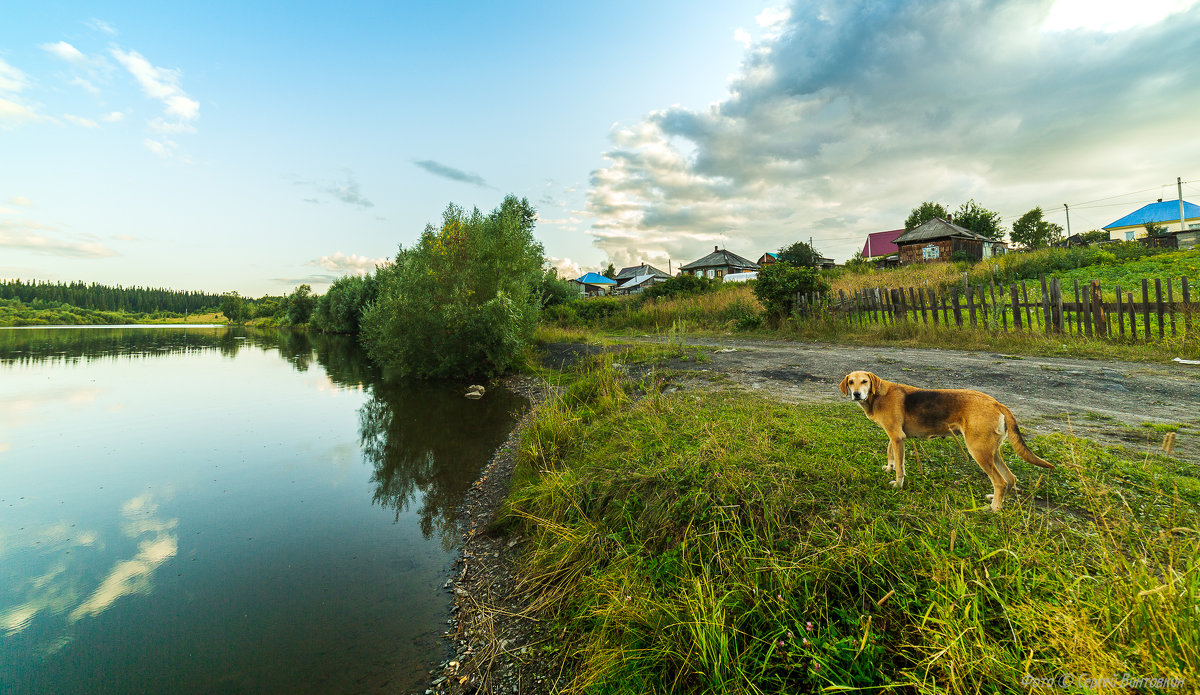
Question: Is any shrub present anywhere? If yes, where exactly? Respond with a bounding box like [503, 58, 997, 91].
[359, 196, 544, 379]
[311, 274, 378, 334]
[753, 263, 830, 325]
[639, 274, 718, 301]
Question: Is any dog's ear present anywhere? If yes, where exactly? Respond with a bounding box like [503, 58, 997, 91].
[838, 374, 850, 396]
[867, 372, 881, 395]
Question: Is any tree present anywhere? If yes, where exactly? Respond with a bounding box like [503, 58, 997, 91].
[752, 262, 830, 326]
[310, 274, 377, 333]
[776, 241, 823, 268]
[952, 200, 1005, 241]
[219, 291, 249, 324]
[1144, 222, 1169, 237]
[360, 195, 545, 379]
[1080, 229, 1109, 245]
[1010, 207, 1064, 249]
[602, 263, 617, 280]
[905, 202, 949, 230]
[285, 284, 316, 325]
[535, 268, 577, 308]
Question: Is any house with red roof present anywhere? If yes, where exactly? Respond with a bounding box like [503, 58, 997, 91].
[861, 229, 903, 260]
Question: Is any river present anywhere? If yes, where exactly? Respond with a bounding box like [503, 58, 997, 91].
[0, 326, 525, 694]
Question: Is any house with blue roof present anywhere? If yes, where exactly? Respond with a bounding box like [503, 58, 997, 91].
[571, 272, 618, 297]
[1103, 199, 1200, 244]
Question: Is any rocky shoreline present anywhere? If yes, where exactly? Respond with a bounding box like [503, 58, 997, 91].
[418, 374, 566, 695]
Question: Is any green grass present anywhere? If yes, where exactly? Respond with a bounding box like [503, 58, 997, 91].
[503, 353, 1199, 693]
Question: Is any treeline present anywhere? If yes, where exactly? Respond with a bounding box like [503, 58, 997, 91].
[0, 279, 222, 314]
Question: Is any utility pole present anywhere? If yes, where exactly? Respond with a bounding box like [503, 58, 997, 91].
[1063, 203, 1072, 245]
[1180, 177, 1187, 233]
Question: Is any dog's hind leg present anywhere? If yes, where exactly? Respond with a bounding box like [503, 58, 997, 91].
[883, 439, 895, 473]
[967, 435, 1009, 512]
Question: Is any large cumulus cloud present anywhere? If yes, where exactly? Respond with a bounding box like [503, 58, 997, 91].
[587, 0, 1200, 267]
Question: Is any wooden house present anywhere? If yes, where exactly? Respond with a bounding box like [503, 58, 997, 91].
[893, 218, 1005, 264]
[678, 246, 760, 280]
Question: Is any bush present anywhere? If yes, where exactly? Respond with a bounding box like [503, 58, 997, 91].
[639, 274, 718, 302]
[311, 274, 378, 334]
[360, 196, 544, 379]
[752, 263, 830, 325]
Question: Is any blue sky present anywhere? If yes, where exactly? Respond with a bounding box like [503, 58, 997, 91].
[3, 1, 1200, 296]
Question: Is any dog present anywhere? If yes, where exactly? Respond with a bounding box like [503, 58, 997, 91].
[839, 371, 1053, 511]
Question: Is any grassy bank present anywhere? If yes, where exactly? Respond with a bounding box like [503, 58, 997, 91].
[502, 353, 1198, 693]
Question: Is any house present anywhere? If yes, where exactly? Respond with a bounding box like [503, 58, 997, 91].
[613, 273, 667, 295]
[893, 218, 1006, 264]
[614, 263, 671, 287]
[1102, 199, 1200, 245]
[861, 229, 904, 261]
[757, 249, 837, 269]
[571, 272, 618, 296]
[678, 246, 760, 280]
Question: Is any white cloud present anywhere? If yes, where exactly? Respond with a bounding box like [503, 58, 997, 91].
[309, 251, 389, 276]
[100, 110, 125, 123]
[9, 196, 33, 206]
[86, 18, 118, 35]
[111, 48, 199, 122]
[143, 137, 178, 158]
[149, 117, 196, 134]
[734, 28, 753, 46]
[546, 256, 583, 278]
[1044, 0, 1198, 32]
[0, 219, 118, 258]
[0, 58, 29, 93]
[63, 114, 99, 128]
[41, 41, 87, 64]
[586, 0, 1200, 266]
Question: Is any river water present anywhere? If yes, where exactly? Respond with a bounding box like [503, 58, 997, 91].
[0, 326, 525, 694]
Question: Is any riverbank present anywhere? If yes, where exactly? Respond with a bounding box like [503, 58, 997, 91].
[421, 339, 1198, 693]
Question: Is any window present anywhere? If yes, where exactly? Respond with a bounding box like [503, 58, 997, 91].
[706, 269, 715, 278]
[1188, 223, 1200, 230]
[922, 245, 939, 260]
[1125, 231, 1135, 241]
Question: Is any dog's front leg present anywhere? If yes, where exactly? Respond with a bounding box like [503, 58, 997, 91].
[883, 439, 895, 473]
[888, 435, 906, 489]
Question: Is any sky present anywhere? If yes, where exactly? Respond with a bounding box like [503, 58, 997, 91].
[2, 0, 1200, 296]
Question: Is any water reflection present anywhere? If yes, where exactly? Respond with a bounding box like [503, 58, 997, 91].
[0, 326, 526, 548]
[359, 380, 525, 546]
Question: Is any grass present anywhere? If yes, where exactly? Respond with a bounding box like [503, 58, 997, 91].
[501, 352, 1199, 693]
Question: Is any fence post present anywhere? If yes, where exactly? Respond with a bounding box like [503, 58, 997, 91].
[967, 286, 977, 327]
[1081, 279, 1092, 337]
[1183, 277, 1192, 337]
[953, 287, 963, 328]
[1167, 280, 1176, 337]
[1116, 287, 1124, 339]
[1142, 279, 1151, 340]
[1010, 285, 1022, 329]
[1040, 275, 1051, 335]
[1021, 281, 1032, 332]
[1155, 278, 1165, 339]
[1090, 280, 1106, 338]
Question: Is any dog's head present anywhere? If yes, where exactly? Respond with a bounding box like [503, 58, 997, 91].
[839, 371, 879, 402]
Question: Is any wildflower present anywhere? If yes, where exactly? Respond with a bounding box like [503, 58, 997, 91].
[787, 631, 794, 640]
[806, 621, 813, 632]
[776, 594, 782, 601]
[814, 662, 822, 671]
[777, 639, 785, 647]
[802, 637, 808, 645]
[625, 595, 631, 602]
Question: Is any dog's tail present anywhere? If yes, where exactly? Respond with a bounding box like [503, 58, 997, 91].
[1002, 406, 1054, 468]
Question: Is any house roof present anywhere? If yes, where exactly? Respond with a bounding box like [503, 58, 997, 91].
[894, 217, 989, 244]
[1102, 200, 1200, 230]
[617, 274, 662, 291]
[615, 263, 671, 280]
[678, 247, 760, 271]
[861, 229, 904, 258]
[576, 272, 617, 285]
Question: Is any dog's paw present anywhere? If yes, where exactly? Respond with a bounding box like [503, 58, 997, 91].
[985, 493, 995, 501]
[889, 477, 905, 489]
[882, 463, 894, 472]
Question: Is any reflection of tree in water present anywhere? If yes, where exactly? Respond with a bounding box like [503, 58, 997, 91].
[2, 325, 527, 548]
[358, 379, 526, 548]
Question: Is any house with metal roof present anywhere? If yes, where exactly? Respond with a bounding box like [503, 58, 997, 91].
[571, 272, 618, 296]
[678, 246, 760, 280]
[614, 263, 671, 286]
[861, 229, 904, 260]
[1102, 200, 1200, 243]
[893, 218, 1006, 264]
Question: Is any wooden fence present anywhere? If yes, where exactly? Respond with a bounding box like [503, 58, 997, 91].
[795, 274, 1198, 342]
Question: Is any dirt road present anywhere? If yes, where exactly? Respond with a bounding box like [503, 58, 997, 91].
[629, 336, 1199, 462]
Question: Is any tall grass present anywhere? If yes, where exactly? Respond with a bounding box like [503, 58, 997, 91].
[543, 284, 763, 332]
[504, 354, 1199, 692]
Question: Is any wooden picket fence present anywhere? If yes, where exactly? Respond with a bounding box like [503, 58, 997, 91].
[794, 274, 1198, 342]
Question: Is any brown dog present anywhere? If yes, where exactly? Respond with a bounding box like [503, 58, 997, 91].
[839, 371, 1053, 511]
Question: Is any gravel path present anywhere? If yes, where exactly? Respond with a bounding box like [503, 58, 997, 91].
[636, 335, 1199, 461]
